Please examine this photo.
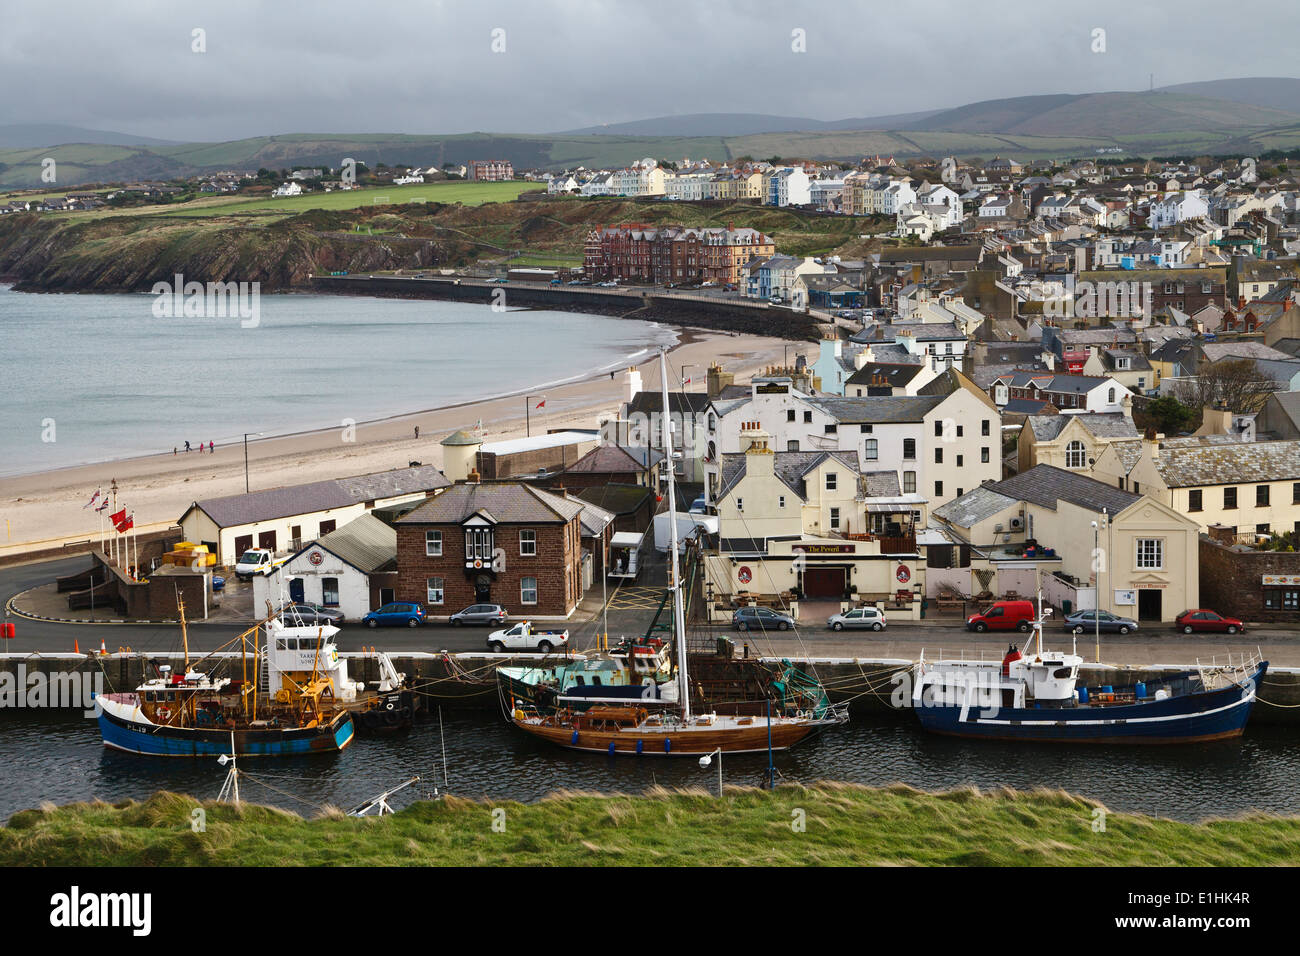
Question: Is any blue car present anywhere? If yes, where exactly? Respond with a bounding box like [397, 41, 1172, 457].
[363, 602, 426, 628]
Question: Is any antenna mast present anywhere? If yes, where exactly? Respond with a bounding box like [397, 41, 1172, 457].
[659, 348, 690, 721]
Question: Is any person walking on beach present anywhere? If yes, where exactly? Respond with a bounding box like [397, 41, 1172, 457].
[184, 440, 191, 453]
[414, 426, 420, 440]
[208, 441, 214, 453]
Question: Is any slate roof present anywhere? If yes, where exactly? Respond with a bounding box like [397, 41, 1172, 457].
[571, 496, 617, 537]
[563, 444, 660, 475]
[626, 391, 711, 417]
[990, 464, 1142, 514]
[396, 481, 583, 525]
[845, 362, 925, 388]
[933, 486, 1019, 527]
[574, 483, 654, 516]
[804, 395, 945, 424]
[716, 450, 860, 501]
[308, 512, 397, 573]
[186, 465, 449, 528]
[1147, 439, 1300, 487]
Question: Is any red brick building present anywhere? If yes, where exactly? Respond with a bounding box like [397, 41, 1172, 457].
[395, 480, 583, 618]
[584, 223, 774, 286]
[467, 160, 514, 182]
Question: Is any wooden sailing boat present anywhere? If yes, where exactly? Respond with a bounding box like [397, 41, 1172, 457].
[505, 348, 849, 756]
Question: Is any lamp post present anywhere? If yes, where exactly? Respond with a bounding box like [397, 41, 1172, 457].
[699, 747, 723, 798]
[243, 432, 264, 493]
[679, 363, 695, 391]
[525, 395, 544, 437]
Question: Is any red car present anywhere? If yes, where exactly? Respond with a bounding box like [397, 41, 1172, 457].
[1175, 609, 1244, 634]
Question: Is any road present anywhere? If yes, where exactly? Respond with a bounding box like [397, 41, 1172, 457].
[3, 554, 1298, 666]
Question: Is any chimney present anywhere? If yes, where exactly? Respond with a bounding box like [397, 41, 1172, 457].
[740, 421, 775, 477]
[467, 468, 481, 483]
[626, 366, 643, 403]
[707, 362, 734, 400]
[1121, 393, 1133, 420]
[1142, 427, 1159, 460]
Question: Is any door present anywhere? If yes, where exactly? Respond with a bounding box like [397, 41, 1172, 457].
[803, 566, 846, 599]
[475, 574, 492, 603]
[234, 534, 253, 558]
[289, 578, 305, 604]
[258, 530, 277, 551]
[379, 587, 395, 606]
[1137, 589, 1162, 622]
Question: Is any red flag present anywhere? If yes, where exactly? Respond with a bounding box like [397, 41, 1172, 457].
[117, 514, 134, 533]
[109, 508, 127, 531]
[83, 489, 101, 509]
[535, 399, 545, 409]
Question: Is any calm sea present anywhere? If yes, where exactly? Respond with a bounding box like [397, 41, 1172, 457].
[0, 285, 676, 477]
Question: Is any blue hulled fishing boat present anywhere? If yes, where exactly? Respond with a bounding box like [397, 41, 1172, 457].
[95, 601, 355, 757]
[912, 592, 1265, 744]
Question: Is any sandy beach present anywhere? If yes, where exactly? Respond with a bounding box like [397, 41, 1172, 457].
[0, 327, 791, 553]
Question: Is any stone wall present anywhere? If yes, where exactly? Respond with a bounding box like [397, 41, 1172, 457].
[1199, 535, 1300, 624]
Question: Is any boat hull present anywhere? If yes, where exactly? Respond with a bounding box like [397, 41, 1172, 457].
[509, 716, 825, 755]
[97, 697, 355, 756]
[914, 663, 1266, 744]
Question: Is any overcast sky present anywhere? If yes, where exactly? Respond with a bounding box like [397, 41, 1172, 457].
[1, 0, 1294, 141]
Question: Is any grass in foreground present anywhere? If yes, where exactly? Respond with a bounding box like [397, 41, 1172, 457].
[4, 783, 1299, 866]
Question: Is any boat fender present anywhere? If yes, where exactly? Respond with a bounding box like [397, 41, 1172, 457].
[513, 709, 526, 721]
[571, 730, 579, 744]
[386, 701, 395, 711]
[636, 740, 643, 754]
[608, 742, 616, 755]
[664, 738, 671, 753]
[156, 705, 171, 721]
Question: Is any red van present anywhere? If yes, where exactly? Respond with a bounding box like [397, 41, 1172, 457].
[966, 600, 1035, 633]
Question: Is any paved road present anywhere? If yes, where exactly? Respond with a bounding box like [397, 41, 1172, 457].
[3, 554, 1298, 666]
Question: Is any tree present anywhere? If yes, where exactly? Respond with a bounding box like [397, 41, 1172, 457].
[1172, 358, 1280, 416]
[1142, 395, 1195, 434]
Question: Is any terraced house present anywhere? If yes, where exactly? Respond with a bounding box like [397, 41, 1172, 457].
[1092, 434, 1300, 540]
[583, 223, 775, 286]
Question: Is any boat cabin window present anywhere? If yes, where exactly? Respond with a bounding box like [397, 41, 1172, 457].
[1053, 667, 1073, 679]
[592, 676, 602, 686]
[574, 676, 585, 685]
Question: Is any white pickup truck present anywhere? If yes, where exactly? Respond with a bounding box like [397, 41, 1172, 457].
[487, 622, 569, 654]
[233, 548, 287, 580]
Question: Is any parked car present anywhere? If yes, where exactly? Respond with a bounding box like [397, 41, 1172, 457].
[732, 606, 794, 632]
[827, 607, 887, 631]
[233, 548, 284, 580]
[449, 603, 509, 626]
[488, 277, 508, 283]
[363, 602, 426, 628]
[1175, 609, 1244, 634]
[1062, 609, 1137, 634]
[966, 600, 1036, 633]
[487, 621, 568, 653]
[279, 602, 346, 625]
[689, 495, 708, 514]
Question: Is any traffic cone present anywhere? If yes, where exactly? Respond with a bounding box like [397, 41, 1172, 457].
[100, 638, 107, 655]
[74, 638, 80, 654]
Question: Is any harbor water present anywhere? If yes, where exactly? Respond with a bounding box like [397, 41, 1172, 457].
[2, 709, 1297, 822]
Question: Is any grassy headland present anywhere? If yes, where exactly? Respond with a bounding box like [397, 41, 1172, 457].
[0, 195, 891, 293]
[4, 783, 1298, 866]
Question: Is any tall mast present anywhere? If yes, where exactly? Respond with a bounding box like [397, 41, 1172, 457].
[659, 348, 690, 721]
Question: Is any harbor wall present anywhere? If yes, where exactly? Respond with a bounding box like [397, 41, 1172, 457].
[1, 652, 1296, 725]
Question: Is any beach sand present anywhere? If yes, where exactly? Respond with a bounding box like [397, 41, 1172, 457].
[0, 328, 792, 553]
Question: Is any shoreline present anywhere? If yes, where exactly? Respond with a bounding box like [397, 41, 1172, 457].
[0, 325, 789, 551]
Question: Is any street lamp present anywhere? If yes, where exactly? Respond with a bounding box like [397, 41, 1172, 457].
[525, 395, 544, 437]
[699, 747, 722, 797]
[243, 432, 264, 493]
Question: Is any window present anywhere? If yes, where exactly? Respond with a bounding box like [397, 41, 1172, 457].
[787, 409, 796, 422]
[778, 496, 785, 508]
[860, 424, 873, 433]
[787, 440, 800, 452]
[465, 527, 494, 562]
[1224, 487, 1238, 510]
[1189, 489, 1202, 512]
[1107, 387, 1116, 403]
[1264, 589, 1300, 611]
[957, 454, 964, 467]
[934, 420, 944, 437]
[982, 420, 990, 436]
[1293, 482, 1300, 504]
[1065, 441, 1086, 469]
[935, 448, 943, 464]
[1257, 523, 1271, 535]
[981, 447, 990, 464]
[322, 577, 340, 607]
[956, 424, 964, 437]
[957, 488, 963, 497]
[803, 411, 812, 423]
[1136, 538, 1163, 570]
[903, 471, 916, 494]
[426, 577, 444, 605]
[903, 438, 916, 460]
[824, 472, 839, 491]
[824, 423, 838, 434]
[736, 498, 743, 512]
[935, 481, 944, 498]
[865, 439, 878, 460]
[1257, 485, 1270, 508]
[521, 577, 538, 605]
[829, 507, 841, 530]
[425, 530, 442, 556]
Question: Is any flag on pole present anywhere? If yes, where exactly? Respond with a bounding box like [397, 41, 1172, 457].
[117, 514, 134, 533]
[83, 489, 101, 509]
[109, 508, 127, 531]
[535, 399, 545, 409]
[95, 498, 111, 513]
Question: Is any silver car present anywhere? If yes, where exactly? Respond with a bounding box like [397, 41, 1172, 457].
[449, 603, 509, 626]
[827, 607, 887, 631]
